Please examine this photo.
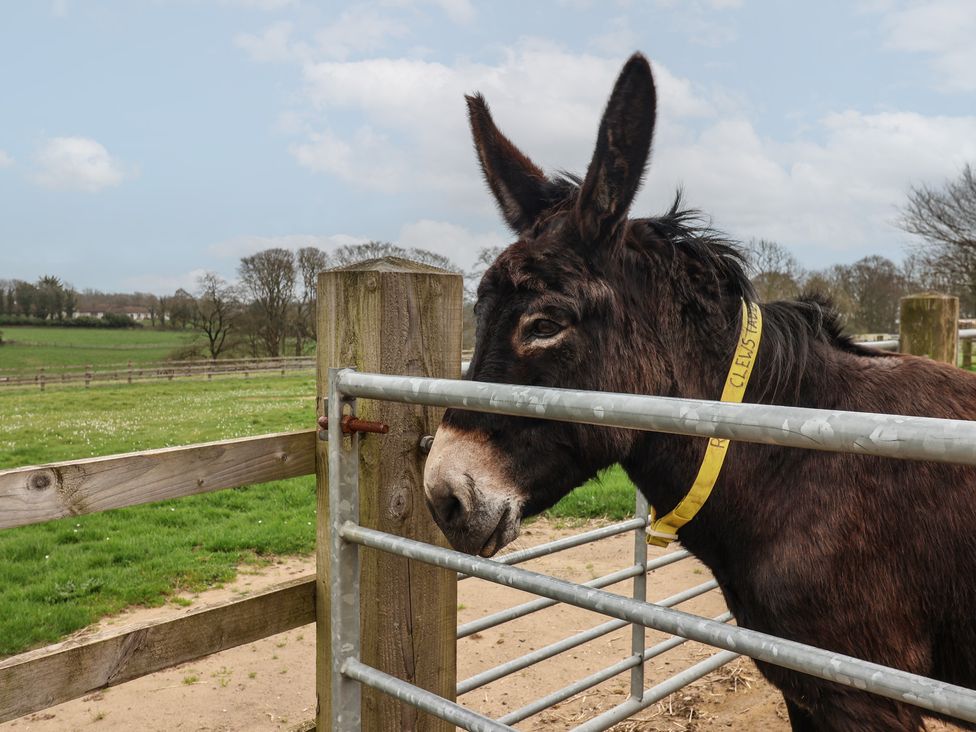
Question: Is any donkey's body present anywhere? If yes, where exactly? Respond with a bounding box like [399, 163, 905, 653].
[423, 54, 976, 730]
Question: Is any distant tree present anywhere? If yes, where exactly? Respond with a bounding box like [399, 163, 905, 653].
[294, 247, 330, 355]
[192, 273, 239, 359]
[141, 294, 161, 327]
[899, 163, 976, 309]
[63, 286, 77, 319]
[168, 288, 196, 330]
[809, 256, 906, 334]
[745, 239, 803, 302]
[238, 248, 296, 356]
[14, 280, 37, 317]
[34, 275, 66, 320]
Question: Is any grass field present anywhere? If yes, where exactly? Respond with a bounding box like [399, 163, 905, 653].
[0, 326, 193, 371]
[0, 374, 635, 656]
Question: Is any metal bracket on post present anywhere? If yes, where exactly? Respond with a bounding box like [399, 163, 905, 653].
[328, 367, 362, 731]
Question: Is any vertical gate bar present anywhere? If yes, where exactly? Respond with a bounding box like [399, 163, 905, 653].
[329, 367, 362, 730]
[629, 489, 649, 700]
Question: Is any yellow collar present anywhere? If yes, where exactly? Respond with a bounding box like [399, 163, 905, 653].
[647, 300, 763, 547]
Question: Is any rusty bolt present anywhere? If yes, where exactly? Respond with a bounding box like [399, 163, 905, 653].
[317, 414, 389, 436]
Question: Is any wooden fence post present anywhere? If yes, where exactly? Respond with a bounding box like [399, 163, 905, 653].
[316, 257, 461, 731]
[899, 293, 959, 365]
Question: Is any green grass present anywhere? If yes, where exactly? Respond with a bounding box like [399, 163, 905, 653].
[546, 466, 637, 521]
[0, 371, 636, 657]
[0, 374, 317, 656]
[0, 326, 193, 371]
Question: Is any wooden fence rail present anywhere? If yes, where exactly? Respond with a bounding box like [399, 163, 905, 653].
[0, 430, 316, 530]
[0, 574, 315, 723]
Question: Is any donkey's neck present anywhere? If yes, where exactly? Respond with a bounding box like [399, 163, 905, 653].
[621, 299, 870, 573]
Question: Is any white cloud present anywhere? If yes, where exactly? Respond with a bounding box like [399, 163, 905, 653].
[638, 110, 976, 263]
[33, 137, 127, 192]
[243, 32, 976, 269]
[313, 8, 409, 60]
[0, 150, 12, 168]
[292, 43, 713, 202]
[235, 21, 304, 63]
[880, 0, 976, 92]
[209, 233, 371, 258]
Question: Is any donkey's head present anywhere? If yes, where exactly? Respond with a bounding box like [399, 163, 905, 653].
[423, 54, 669, 556]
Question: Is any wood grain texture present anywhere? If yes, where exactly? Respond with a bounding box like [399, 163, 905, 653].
[900, 293, 959, 364]
[0, 575, 315, 724]
[0, 430, 316, 530]
[317, 257, 461, 731]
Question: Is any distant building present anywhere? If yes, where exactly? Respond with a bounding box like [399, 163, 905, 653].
[75, 305, 153, 321]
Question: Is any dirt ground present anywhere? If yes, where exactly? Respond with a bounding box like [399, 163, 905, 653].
[1, 519, 963, 731]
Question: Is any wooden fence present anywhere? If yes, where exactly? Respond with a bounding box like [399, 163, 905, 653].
[0, 430, 317, 723]
[0, 356, 315, 390]
[0, 258, 461, 730]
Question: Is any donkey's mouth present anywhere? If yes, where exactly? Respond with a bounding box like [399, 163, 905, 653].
[477, 506, 521, 558]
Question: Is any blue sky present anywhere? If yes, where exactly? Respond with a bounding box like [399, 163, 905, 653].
[1, 0, 975, 294]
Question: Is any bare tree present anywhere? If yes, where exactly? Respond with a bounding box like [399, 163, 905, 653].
[294, 247, 330, 356]
[744, 239, 803, 302]
[900, 164, 976, 312]
[192, 273, 239, 360]
[238, 248, 296, 356]
[332, 241, 461, 272]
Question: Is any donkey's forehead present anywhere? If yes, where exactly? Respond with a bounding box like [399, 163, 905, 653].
[478, 238, 615, 310]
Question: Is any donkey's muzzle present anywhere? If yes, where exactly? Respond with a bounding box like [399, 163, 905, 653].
[422, 425, 523, 557]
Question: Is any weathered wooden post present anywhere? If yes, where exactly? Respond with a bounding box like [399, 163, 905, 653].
[84, 364, 92, 388]
[127, 360, 133, 385]
[899, 293, 959, 364]
[316, 257, 461, 731]
[37, 367, 45, 392]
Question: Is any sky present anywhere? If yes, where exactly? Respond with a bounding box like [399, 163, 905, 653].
[1, 0, 975, 295]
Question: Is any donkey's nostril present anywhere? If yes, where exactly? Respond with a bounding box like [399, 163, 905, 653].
[427, 481, 467, 529]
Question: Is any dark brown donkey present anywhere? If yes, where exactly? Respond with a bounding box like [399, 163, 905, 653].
[423, 54, 976, 731]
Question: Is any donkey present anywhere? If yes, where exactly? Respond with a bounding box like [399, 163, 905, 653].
[423, 54, 976, 731]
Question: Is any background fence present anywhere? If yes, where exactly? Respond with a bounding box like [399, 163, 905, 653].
[0, 355, 314, 389]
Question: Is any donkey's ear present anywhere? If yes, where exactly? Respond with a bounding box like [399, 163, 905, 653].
[576, 53, 656, 247]
[467, 93, 550, 234]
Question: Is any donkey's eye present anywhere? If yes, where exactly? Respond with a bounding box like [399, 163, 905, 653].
[528, 319, 564, 339]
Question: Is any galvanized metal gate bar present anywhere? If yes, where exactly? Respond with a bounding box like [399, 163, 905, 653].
[343, 659, 514, 732]
[340, 522, 976, 723]
[458, 517, 649, 579]
[496, 607, 731, 726]
[336, 371, 976, 466]
[327, 368, 362, 730]
[572, 650, 742, 732]
[629, 490, 649, 701]
[457, 564, 643, 639]
[456, 579, 719, 697]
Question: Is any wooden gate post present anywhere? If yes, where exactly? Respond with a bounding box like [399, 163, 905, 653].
[316, 257, 462, 731]
[899, 293, 959, 365]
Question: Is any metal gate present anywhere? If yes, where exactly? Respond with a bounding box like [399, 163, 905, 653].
[325, 367, 976, 730]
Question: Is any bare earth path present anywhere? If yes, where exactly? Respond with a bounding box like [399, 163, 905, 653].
[1, 519, 961, 731]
